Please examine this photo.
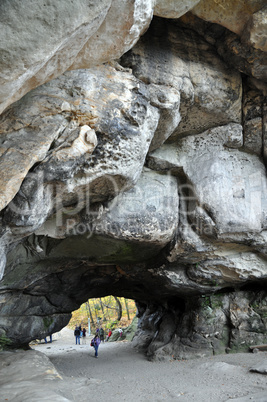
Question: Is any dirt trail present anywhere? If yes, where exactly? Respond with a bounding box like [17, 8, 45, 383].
[30, 327, 267, 402]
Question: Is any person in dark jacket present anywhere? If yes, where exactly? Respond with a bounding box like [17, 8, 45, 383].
[74, 325, 81, 345]
[91, 333, 101, 357]
[99, 327, 104, 342]
[82, 328, 87, 344]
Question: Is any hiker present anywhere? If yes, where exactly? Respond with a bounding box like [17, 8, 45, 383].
[99, 327, 104, 342]
[105, 329, 112, 342]
[82, 328, 87, 344]
[118, 328, 123, 338]
[45, 334, 52, 343]
[91, 333, 101, 358]
[74, 325, 81, 345]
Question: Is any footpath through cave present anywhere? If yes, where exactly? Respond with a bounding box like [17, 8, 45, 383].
[28, 326, 267, 402]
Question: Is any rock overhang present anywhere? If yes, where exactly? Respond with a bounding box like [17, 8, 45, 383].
[0, 2, 266, 358]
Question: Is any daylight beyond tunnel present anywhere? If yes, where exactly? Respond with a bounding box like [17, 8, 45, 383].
[2, 233, 267, 360]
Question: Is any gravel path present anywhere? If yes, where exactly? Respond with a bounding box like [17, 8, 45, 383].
[31, 328, 267, 402]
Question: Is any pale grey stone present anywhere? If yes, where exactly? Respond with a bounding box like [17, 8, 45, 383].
[154, 0, 200, 18]
[147, 84, 181, 152]
[0, 6, 266, 362]
[192, 0, 266, 35]
[224, 123, 243, 148]
[121, 18, 242, 139]
[0, 350, 70, 402]
[250, 361, 267, 374]
[0, 0, 111, 115]
[70, 0, 154, 70]
[1, 65, 160, 229]
[93, 168, 179, 246]
[148, 124, 267, 235]
[241, 5, 267, 52]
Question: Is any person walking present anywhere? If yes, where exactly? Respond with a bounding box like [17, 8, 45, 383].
[91, 333, 101, 358]
[82, 328, 87, 344]
[99, 327, 104, 342]
[74, 325, 81, 345]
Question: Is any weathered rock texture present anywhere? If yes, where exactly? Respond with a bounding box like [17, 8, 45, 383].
[0, 0, 154, 115]
[0, 2, 267, 360]
[0, 350, 69, 401]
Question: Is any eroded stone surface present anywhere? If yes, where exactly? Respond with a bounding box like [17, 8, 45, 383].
[154, 0, 201, 18]
[192, 0, 266, 35]
[133, 291, 267, 360]
[0, 0, 265, 117]
[121, 18, 242, 138]
[241, 5, 267, 52]
[0, 0, 111, 115]
[148, 124, 267, 236]
[0, 8, 266, 361]
[36, 168, 179, 248]
[1, 65, 159, 230]
[70, 0, 154, 69]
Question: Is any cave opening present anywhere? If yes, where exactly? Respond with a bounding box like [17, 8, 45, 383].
[68, 295, 137, 340]
[2, 220, 267, 360]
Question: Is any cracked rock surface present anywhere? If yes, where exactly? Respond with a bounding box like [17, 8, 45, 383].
[0, 1, 267, 361]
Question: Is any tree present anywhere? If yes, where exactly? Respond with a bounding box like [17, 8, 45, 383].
[86, 301, 94, 327]
[124, 298, 130, 320]
[68, 296, 136, 331]
[99, 298, 106, 319]
[114, 296, 122, 321]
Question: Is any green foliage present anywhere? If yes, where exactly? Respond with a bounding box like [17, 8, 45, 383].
[201, 295, 211, 309]
[201, 294, 224, 310]
[43, 316, 53, 329]
[108, 320, 119, 330]
[69, 296, 136, 333]
[0, 335, 12, 350]
[250, 301, 267, 320]
[210, 294, 224, 309]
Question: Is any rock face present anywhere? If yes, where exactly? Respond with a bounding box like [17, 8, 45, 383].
[0, 0, 154, 115]
[0, 349, 69, 401]
[0, 2, 267, 360]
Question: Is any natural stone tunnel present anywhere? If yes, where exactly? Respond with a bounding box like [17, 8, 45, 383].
[0, 1, 267, 360]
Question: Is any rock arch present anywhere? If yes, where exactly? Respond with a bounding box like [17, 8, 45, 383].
[0, 5, 267, 360]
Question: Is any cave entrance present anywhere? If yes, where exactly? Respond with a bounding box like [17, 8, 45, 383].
[68, 296, 137, 340]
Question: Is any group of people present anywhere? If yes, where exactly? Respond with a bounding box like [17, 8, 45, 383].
[74, 324, 87, 345]
[73, 325, 114, 358]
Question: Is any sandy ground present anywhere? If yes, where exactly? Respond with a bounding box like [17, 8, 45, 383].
[27, 327, 267, 402]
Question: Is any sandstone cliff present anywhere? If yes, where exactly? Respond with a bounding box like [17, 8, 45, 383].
[0, 0, 266, 360]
